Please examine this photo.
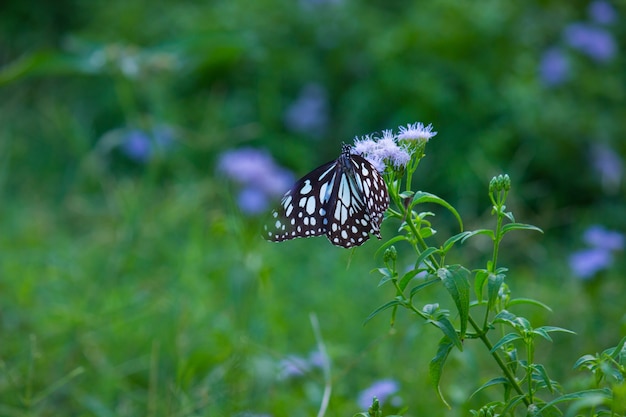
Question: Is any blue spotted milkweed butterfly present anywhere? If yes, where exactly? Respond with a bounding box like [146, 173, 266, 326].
[264, 144, 389, 248]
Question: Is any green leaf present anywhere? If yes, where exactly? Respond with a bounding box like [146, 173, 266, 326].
[414, 246, 440, 271]
[364, 299, 402, 324]
[534, 326, 577, 342]
[441, 232, 473, 253]
[469, 377, 510, 399]
[608, 336, 626, 361]
[573, 354, 597, 370]
[492, 310, 517, 327]
[508, 298, 553, 312]
[438, 265, 470, 337]
[398, 268, 423, 292]
[487, 273, 504, 311]
[474, 269, 489, 303]
[429, 337, 454, 409]
[500, 223, 543, 235]
[501, 394, 527, 416]
[428, 316, 463, 350]
[409, 277, 440, 299]
[411, 191, 463, 231]
[533, 364, 555, 393]
[491, 333, 522, 353]
[538, 388, 611, 413]
[461, 229, 495, 242]
[375, 235, 410, 257]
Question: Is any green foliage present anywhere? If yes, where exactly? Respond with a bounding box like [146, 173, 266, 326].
[1, 0, 625, 416]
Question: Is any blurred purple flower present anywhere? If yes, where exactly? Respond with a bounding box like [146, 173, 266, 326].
[121, 129, 152, 162]
[539, 48, 571, 86]
[238, 187, 270, 215]
[588, 0, 617, 25]
[308, 350, 326, 369]
[278, 355, 310, 380]
[583, 225, 624, 251]
[357, 379, 400, 410]
[120, 126, 175, 163]
[218, 148, 294, 215]
[569, 248, 613, 279]
[284, 83, 329, 137]
[564, 23, 616, 62]
[591, 143, 623, 193]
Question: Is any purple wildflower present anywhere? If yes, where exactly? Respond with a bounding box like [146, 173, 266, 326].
[278, 355, 311, 380]
[588, 0, 617, 25]
[284, 83, 329, 137]
[217, 148, 294, 215]
[569, 248, 613, 279]
[238, 187, 270, 215]
[121, 129, 152, 162]
[564, 23, 616, 62]
[357, 379, 401, 410]
[539, 48, 571, 86]
[396, 122, 437, 143]
[583, 225, 624, 251]
[591, 143, 623, 193]
[353, 131, 411, 172]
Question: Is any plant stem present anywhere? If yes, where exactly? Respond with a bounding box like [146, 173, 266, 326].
[468, 315, 530, 407]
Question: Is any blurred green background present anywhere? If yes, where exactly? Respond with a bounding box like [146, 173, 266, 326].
[1, 0, 625, 415]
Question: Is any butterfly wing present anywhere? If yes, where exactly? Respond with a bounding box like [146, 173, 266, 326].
[263, 159, 338, 242]
[325, 154, 389, 248]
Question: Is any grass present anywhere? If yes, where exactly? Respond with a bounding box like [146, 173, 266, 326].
[0, 168, 623, 416]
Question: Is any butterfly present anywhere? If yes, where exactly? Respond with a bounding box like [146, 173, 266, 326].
[263, 144, 389, 248]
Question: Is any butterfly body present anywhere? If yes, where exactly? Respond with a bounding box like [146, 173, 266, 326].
[264, 145, 388, 248]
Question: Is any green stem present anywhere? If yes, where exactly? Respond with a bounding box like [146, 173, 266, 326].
[468, 315, 529, 407]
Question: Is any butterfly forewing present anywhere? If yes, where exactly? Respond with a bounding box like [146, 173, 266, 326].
[264, 159, 337, 242]
[264, 145, 389, 248]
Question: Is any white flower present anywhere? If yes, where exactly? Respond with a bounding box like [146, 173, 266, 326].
[396, 122, 437, 142]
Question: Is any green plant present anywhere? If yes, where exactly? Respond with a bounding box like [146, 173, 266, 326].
[348, 123, 625, 416]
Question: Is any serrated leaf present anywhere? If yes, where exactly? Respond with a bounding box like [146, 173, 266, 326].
[491, 333, 522, 353]
[429, 337, 454, 409]
[411, 191, 463, 231]
[438, 265, 470, 337]
[364, 299, 402, 324]
[469, 377, 510, 399]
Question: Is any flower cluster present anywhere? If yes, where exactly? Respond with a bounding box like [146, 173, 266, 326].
[352, 122, 436, 173]
[539, 0, 617, 87]
[569, 225, 624, 279]
[217, 148, 294, 215]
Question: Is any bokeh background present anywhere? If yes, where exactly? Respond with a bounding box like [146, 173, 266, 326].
[1, 1, 624, 415]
